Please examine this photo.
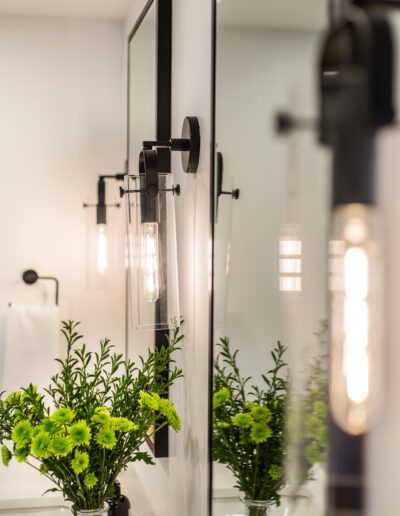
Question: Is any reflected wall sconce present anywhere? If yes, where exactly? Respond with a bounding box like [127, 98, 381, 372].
[216, 152, 240, 200]
[215, 151, 240, 222]
[319, 7, 395, 436]
[120, 149, 180, 329]
[83, 173, 125, 289]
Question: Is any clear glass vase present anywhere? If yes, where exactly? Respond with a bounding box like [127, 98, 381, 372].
[275, 492, 311, 516]
[243, 499, 273, 516]
[76, 505, 108, 516]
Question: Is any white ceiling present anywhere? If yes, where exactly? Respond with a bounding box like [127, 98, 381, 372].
[0, 0, 132, 20]
[218, 0, 328, 31]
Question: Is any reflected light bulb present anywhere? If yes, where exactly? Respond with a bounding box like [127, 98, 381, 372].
[96, 224, 108, 275]
[330, 204, 382, 435]
[141, 222, 160, 303]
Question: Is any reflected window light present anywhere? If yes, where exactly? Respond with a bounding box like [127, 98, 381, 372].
[279, 236, 302, 292]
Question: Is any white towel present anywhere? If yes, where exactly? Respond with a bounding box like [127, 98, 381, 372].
[1, 304, 61, 395]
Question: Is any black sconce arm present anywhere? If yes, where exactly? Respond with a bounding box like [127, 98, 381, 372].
[142, 116, 200, 174]
[120, 149, 180, 200]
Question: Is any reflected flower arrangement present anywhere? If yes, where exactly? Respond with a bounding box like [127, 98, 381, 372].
[213, 338, 288, 509]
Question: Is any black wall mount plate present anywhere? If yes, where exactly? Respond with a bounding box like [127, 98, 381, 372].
[181, 116, 200, 174]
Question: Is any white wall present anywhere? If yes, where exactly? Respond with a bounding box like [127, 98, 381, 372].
[368, 12, 400, 515]
[122, 1, 212, 515]
[0, 13, 126, 501]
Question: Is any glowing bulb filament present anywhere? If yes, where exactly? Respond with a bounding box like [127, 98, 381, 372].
[343, 247, 369, 404]
[330, 204, 382, 435]
[141, 222, 160, 303]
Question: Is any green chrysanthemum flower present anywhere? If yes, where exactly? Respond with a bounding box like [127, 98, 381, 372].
[216, 421, 230, 429]
[12, 420, 32, 446]
[269, 464, 283, 480]
[68, 421, 91, 446]
[92, 412, 111, 426]
[231, 413, 253, 429]
[158, 399, 181, 432]
[250, 422, 272, 444]
[95, 427, 116, 450]
[14, 446, 29, 463]
[250, 405, 271, 422]
[43, 418, 58, 433]
[139, 391, 159, 411]
[84, 472, 98, 489]
[31, 431, 51, 458]
[1, 445, 12, 467]
[71, 450, 89, 474]
[50, 408, 75, 425]
[213, 388, 231, 409]
[111, 417, 137, 433]
[246, 402, 258, 410]
[94, 406, 109, 414]
[49, 435, 72, 457]
[31, 426, 44, 439]
[39, 463, 49, 475]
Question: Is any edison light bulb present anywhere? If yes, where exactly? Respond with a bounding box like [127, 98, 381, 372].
[96, 224, 108, 275]
[329, 204, 382, 435]
[141, 222, 160, 303]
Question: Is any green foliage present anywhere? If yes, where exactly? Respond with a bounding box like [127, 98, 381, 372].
[0, 320, 183, 513]
[296, 321, 328, 485]
[213, 338, 288, 505]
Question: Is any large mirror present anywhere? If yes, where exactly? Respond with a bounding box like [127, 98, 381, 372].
[211, 1, 331, 515]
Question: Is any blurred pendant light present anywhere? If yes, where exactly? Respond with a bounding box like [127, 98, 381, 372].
[84, 173, 125, 289]
[319, 6, 395, 435]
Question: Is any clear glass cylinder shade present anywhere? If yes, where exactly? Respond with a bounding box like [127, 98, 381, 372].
[214, 176, 234, 333]
[126, 173, 179, 330]
[329, 203, 383, 435]
[86, 206, 124, 290]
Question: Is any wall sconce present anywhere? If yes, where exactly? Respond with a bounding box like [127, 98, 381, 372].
[83, 173, 125, 289]
[320, 7, 395, 436]
[121, 149, 180, 329]
[143, 116, 201, 174]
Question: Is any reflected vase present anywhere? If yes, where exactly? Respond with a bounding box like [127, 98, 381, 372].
[277, 492, 311, 516]
[243, 499, 273, 516]
[76, 505, 108, 516]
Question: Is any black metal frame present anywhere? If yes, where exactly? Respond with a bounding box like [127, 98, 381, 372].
[126, 0, 172, 459]
[209, 0, 217, 514]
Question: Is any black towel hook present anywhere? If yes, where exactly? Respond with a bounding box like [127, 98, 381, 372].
[22, 269, 59, 306]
